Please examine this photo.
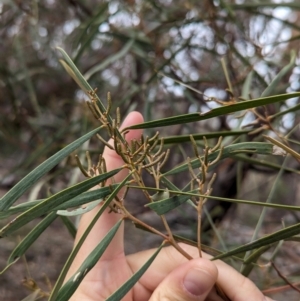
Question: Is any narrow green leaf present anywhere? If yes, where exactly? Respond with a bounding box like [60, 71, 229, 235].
[0, 186, 117, 220]
[60, 216, 77, 239]
[106, 243, 164, 301]
[150, 189, 170, 202]
[0, 169, 121, 237]
[7, 212, 57, 264]
[241, 245, 271, 276]
[164, 142, 274, 176]
[148, 193, 191, 215]
[84, 39, 134, 80]
[15, 36, 40, 116]
[56, 47, 107, 114]
[261, 51, 296, 97]
[49, 172, 133, 301]
[57, 220, 122, 301]
[143, 187, 300, 216]
[0, 199, 41, 219]
[57, 47, 93, 94]
[157, 130, 250, 145]
[57, 47, 125, 143]
[241, 70, 253, 99]
[0, 126, 103, 211]
[270, 102, 300, 120]
[124, 93, 300, 130]
[55, 185, 118, 211]
[212, 222, 300, 261]
[74, 3, 109, 63]
[232, 154, 300, 175]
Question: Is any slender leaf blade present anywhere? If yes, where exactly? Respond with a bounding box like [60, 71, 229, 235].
[145, 188, 300, 215]
[60, 216, 77, 239]
[49, 172, 133, 301]
[164, 142, 275, 176]
[106, 244, 164, 301]
[158, 130, 250, 145]
[212, 222, 300, 261]
[7, 212, 57, 264]
[57, 220, 122, 301]
[0, 169, 121, 237]
[148, 193, 191, 215]
[55, 185, 118, 211]
[84, 39, 134, 80]
[241, 245, 271, 276]
[74, 3, 109, 62]
[261, 51, 296, 97]
[125, 93, 300, 129]
[0, 126, 103, 211]
[0, 186, 117, 220]
[56, 47, 108, 115]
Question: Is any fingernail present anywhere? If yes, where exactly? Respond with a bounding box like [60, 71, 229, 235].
[183, 268, 214, 296]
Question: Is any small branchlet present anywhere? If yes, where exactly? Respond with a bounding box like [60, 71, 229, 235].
[209, 147, 224, 166]
[149, 138, 159, 153]
[74, 155, 90, 178]
[210, 136, 223, 153]
[203, 143, 209, 167]
[187, 157, 197, 181]
[207, 173, 217, 191]
[86, 101, 101, 120]
[248, 125, 269, 136]
[135, 144, 151, 165]
[200, 162, 206, 184]
[158, 148, 170, 170]
[106, 91, 112, 116]
[153, 138, 164, 157]
[86, 151, 92, 172]
[116, 142, 130, 164]
[87, 88, 107, 123]
[130, 139, 137, 154]
[97, 154, 107, 174]
[132, 142, 145, 157]
[142, 151, 166, 169]
[149, 131, 160, 142]
[96, 134, 114, 150]
[190, 134, 199, 157]
[116, 107, 121, 128]
[188, 135, 224, 260]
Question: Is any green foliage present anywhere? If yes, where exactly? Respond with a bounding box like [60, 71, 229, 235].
[1, 1, 300, 300]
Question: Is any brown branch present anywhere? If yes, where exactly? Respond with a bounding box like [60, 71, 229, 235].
[271, 261, 300, 294]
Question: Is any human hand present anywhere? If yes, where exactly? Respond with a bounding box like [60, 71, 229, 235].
[67, 111, 275, 301]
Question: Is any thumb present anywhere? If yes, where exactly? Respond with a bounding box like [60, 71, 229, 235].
[149, 258, 218, 301]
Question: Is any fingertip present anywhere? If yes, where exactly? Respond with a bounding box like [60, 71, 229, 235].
[121, 111, 144, 142]
[121, 111, 144, 128]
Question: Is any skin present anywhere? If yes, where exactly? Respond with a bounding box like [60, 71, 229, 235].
[67, 111, 275, 301]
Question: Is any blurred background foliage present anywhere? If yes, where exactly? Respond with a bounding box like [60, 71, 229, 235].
[1, 0, 300, 300]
